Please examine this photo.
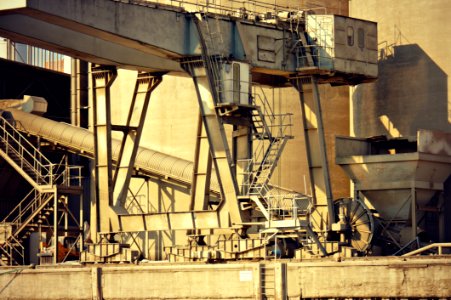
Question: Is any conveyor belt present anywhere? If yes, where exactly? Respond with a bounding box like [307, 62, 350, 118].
[9, 109, 305, 200]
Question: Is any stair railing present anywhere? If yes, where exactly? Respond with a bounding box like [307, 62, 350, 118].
[1, 189, 36, 224]
[0, 116, 54, 185]
[9, 192, 54, 234]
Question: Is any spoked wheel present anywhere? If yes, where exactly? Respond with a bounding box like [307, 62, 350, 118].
[335, 198, 375, 252]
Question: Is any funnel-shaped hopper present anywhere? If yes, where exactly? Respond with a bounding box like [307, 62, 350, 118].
[336, 130, 451, 227]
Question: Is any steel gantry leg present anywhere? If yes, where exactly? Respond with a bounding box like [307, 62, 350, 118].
[92, 69, 163, 235]
[292, 76, 336, 230]
[185, 63, 246, 228]
[190, 112, 212, 211]
[91, 65, 117, 236]
[112, 72, 163, 212]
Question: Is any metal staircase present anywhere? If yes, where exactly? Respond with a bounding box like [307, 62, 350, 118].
[241, 94, 297, 225]
[193, 11, 302, 229]
[0, 115, 81, 265]
[0, 190, 56, 265]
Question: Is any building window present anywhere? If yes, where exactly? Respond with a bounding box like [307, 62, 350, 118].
[347, 26, 354, 46]
[358, 28, 365, 49]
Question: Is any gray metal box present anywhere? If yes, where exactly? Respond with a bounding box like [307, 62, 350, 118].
[304, 15, 378, 78]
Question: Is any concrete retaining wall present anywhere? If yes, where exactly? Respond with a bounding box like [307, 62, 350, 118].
[0, 257, 450, 299]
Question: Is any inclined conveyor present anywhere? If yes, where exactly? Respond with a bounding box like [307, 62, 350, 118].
[9, 108, 303, 200]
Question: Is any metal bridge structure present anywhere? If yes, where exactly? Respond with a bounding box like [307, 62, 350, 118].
[5, 0, 446, 265]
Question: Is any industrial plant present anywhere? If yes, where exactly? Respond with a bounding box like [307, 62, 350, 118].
[0, 0, 449, 299]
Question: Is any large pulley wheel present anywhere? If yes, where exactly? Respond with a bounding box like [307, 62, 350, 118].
[335, 198, 374, 252]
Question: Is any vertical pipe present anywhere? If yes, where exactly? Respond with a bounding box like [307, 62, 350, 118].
[80, 193, 84, 257]
[411, 186, 417, 240]
[64, 200, 68, 239]
[53, 190, 58, 264]
[79, 61, 89, 128]
[70, 58, 78, 126]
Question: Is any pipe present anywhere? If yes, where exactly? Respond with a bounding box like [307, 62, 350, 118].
[70, 58, 78, 126]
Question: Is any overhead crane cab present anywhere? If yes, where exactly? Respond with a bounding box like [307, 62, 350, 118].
[295, 14, 378, 85]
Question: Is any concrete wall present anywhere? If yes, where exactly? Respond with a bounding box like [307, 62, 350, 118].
[350, 0, 451, 138]
[349, 0, 451, 241]
[0, 257, 450, 299]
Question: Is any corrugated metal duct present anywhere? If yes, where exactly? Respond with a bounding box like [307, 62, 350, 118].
[9, 109, 304, 199]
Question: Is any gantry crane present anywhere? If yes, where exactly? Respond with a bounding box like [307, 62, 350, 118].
[0, 0, 380, 263]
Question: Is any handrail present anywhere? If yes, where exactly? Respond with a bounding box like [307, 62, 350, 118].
[0, 116, 83, 265]
[402, 243, 451, 257]
[252, 85, 275, 121]
[0, 116, 54, 185]
[2, 119, 83, 188]
[140, 0, 315, 20]
[53, 164, 83, 187]
[1, 189, 36, 224]
[10, 192, 53, 231]
[378, 40, 396, 60]
[298, 14, 334, 69]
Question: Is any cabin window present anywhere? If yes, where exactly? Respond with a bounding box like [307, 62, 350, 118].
[358, 28, 365, 49]
[347, 26, 354, 46]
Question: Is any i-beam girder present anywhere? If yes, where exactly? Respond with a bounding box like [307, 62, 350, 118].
[0, 0, 298, 78]
[292, 76, 336, 229]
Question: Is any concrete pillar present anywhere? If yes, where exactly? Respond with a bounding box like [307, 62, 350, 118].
[91, 267, 103, 300]
[274, 262, 287, 300]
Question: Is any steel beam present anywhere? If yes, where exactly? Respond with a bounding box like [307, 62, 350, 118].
[0, 14, 182, 73]
[293, 76, 335, 229]
[92, 65, 117, 235]
[112, 73, 163, 211]
[0, 0, 298, 76]
[119, 211, 220, 232]
[190, 113, 212, 211]
[188, 65, 246, 228]
[52, 190, 58, 264]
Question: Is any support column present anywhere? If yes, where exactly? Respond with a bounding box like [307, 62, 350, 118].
[233, 126, 251, 195]
[91, 267, 103, 300]
[91, 65, 117, 235]
[79, 193, 84, 256]
[190, 113, 212, 211]
[52, 189, 58, 264]
[292, 76, 335, 229]
[70, 58, 78, 126]
[187, 64, 245, 228]
[71, 59, 89, 128]
[112, 73, 163, 211]
[411, 186, 417, 241]
[274, 263, 287, 300]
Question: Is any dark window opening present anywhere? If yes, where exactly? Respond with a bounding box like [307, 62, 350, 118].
[347, 26, 354, 46]
[358, 28, 365, 49]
